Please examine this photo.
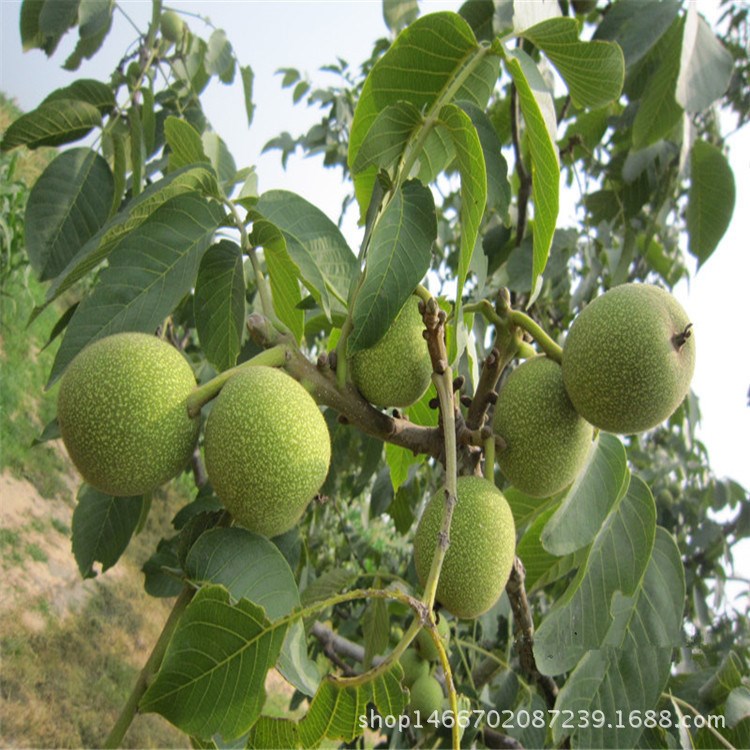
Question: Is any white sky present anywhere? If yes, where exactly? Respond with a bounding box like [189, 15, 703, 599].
[1, 0, 748, 502]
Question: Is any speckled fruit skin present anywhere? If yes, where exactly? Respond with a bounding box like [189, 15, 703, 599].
[399, 648, 430, 688]
[562, 283, 695, 434]
[409, 674, 444, 718]
[348, 297, 432, 408]
[415, 616, 450, 662]
[57, 333, 199, 497]
[493, 356, 593, 498]
[414, 476, 516, 619]
[204, 366, 331, 537]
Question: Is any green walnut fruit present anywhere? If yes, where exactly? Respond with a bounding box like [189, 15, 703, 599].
[160, 10, 184, 43]
[204, 366, 331, 537]
[414, 476, 516, 619]
[493, 356, 593, 498]
[399, 648, 430, 688]
[348, 296, 432, 408]
[409, 674, 444, 718]
[562, 283, 695, 434]
[415, 616, 450, 662]
[57, 333, 199, 497]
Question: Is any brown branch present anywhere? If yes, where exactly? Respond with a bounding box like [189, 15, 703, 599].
[506, 557, 558, 707]
[483, 727, 525, 749]
[510, 83, 532, 247]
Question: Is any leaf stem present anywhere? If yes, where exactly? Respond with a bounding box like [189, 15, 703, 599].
[508, 310, 562, 363]
[186, 345, 289, 417]
[104, 585, 195, 748]
[666, 694, 735, 750]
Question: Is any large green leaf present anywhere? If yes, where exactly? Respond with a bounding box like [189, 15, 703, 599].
[504, 49, 559, 296]
[193, 240, 246, 372]
[459, 101, 510, 217]
[632, 18, 684, 150]
[42, 78, 115, 113]
[249, 217, 304, 343]
[20, 0, 78, 56]
[554, 529, 685, 748]
[521, 18, 624, 109]
[534, 476, 656, 675]
[351, 101, 423, 175]
[687, 140, 736, 267]
[541, 434, 629, 556]
[71, 484, 144, 579]
[437, 104, 486, 308]
[164, 116, 210, 171]
[48, 193, 223, 384]
[254, 190, 356, 321]
[38, 165, 217, 312]
[140, 584, 288, 742]
[349, 11, 500, 216]
[676, 5, 734, 113]
[348, 181, 436, 354]
[25, 148, 114, 281]
[1, 99, 101, 151]
[185, 527, 319, 696]
[593, 0, 680, 69]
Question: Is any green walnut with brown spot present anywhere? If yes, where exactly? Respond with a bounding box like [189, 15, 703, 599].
[414, 476, 516, 619]
[493, 356, 593, 498]
[57, 333, 200, 497]
[348, 296, 432, 408]
[204, 366, 331, 537]
[562, 283, 695, 434]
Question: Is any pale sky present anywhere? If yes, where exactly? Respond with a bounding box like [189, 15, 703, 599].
[1, 0, 748, 500]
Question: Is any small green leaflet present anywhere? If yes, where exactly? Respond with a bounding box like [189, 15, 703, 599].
[520, 18, 624, 110]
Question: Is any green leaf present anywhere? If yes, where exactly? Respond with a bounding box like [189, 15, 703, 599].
[300, 568, 359, 607]
[140, 584, 288, 742]
[21, 0, 79, 56]
[246, 717, 299, 749]
[205, 29, 234, 81]
[63, 0, 114, 71]
[1, 99, 101, 152]
[687, 140, 736, 267]
[38, 165, 217, 312]
[349, 11, 500, 215]
[351, 101, 423, 175]
[520, 18, 624, 109]
[71, 484, 144, 579]
[193, 240, 245, 372]
[164, 116, 210, 171]
[254, 191, 356, 321]
[504, 49, 559, 294]
[42, 78, 115, 113]
[348, 181, 436, 354]
[48, 193, 223, 384]
[25, 148, 114, 281]
[632, 18, 684, 150]
[385, 442, 424, 493]
[676, 6, 734, 113]
[382, 0, 418, 33]
[363, 596, 389, 667]
[249, 217, 304, 343]
[297, 666, 408, 746]
[438, 103, 486, 307]
[554, 529, 685, 748]
[534, 475, 656, 675]
[39, 0, 79, 38]
[202, 132, 237, 190]
[541, 434, 629, 556]
[459, 101, 510, 217]
[593, 0, 680, 68]
[32, 416, 61, 446]
[240, 65, 255, 125]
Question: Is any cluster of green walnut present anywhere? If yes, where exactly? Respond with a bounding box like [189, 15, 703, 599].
[57, 283, 694, 628]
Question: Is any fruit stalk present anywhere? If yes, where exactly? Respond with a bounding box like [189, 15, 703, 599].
[508, 310, 563, 363]
[185, 345, 289, 417]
